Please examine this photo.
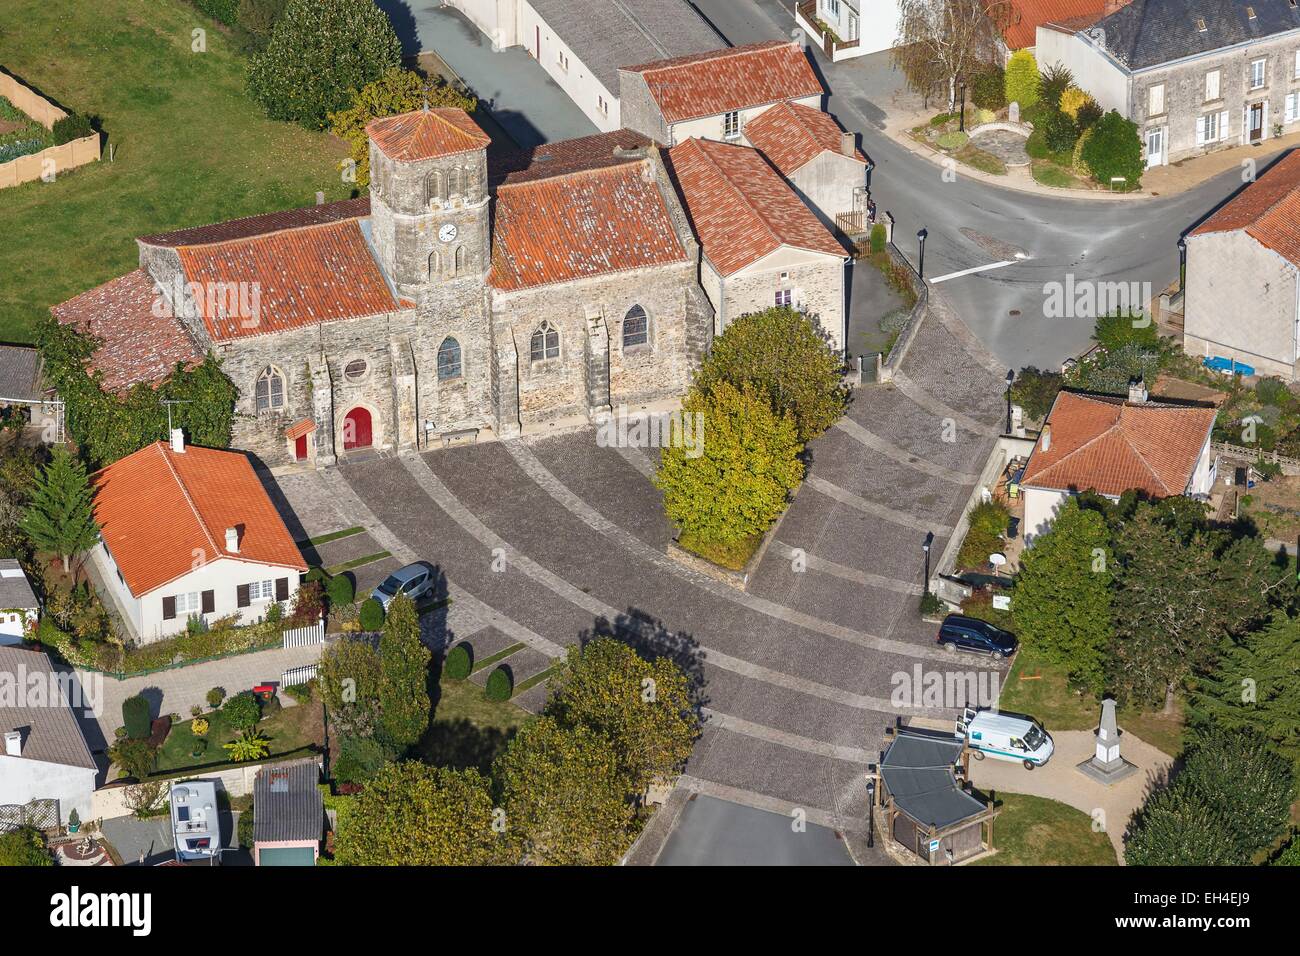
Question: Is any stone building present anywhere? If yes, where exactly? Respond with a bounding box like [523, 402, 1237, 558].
[52, 109, 713, 467]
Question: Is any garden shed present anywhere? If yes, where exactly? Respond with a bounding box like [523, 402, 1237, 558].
[253, 761, 323, 866]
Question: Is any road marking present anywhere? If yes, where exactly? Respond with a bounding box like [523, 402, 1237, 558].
[929, 260, 1016, 284]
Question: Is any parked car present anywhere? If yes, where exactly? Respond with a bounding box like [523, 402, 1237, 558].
[371, 563, 434, 609]
[936, 614, 1017, 658]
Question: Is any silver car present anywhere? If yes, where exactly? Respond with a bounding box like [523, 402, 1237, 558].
[371, 563, 434, 609]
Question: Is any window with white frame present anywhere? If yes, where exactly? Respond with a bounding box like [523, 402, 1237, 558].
[775, 288, 792, 307]
[1205, 69, 1220, 101]
[1148, 84, 1165, 116]
[1197, 111, 1223, 144]
[723, 110, 740, 139]
[1294, 49, 1300, 78]
[174, 592, 202, 615]
[1287, 93, 1300, 123]
[248, 579, 275, 602]
[1251, 58, 1266, 89]
[557, 49, 569, 71]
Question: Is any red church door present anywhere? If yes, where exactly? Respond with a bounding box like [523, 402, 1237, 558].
[294, 434, 308, 461]
[343, 407, 372, 451]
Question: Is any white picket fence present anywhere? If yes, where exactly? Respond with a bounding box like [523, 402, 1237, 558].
[282, 618, 325, 648]
[281, 663, 318, 687]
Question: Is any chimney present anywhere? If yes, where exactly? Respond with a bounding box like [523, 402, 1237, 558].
[4, 730, 20, 757]
[1128, 377, 1148, 404]
[170, 428, 185, 453]
[225, 527, 240, 554]
[1041, 424, 1051, 452]
[841, 131, 855, 157]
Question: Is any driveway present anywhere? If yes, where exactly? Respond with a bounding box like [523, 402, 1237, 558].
[99, 810, 250, 866]
[264, 288, 1009, 864]
[657, 794, 855, 865]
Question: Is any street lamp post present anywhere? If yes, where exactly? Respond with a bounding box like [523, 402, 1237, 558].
[958, 83, 967, 132]
[922, 531, 934, 588]
[866, 772, 876, 848]
[1177, 236, 1187, 293]
[1005, 368, 1015, 435]
[865, 158, 875, 193]
[917, 227, 928, 280]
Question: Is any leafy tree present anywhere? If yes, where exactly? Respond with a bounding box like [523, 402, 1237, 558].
[1124, 782, 1241, 866]
[330, 67, 476, 187]
[1081, 109, 1142, 188]
[694, 306, 846, 443]
[1004, 49, 1039, 108]
[655, 381, 803, 547]
[1179, 729, 1294, 858]
[494, 717, 634, 865]
[894, 0, 1003, 113]
[1009, 366, 1062, 422]
[247, 0, 402, 128]
[0, 827, 52, 867]
[20, 447, 98, 572]
[1093, 311, 1160, 352]
[337, 762, 515, 865]
[1274, 835, 1300, 866]
[319, 635, 383, 737]
[333, 735, 390, 785]
[544, 638, 700, 798]
[1058, 85, 1088, 121]
[377, 594, 431, 750]
[1189, 611, 1300, 761]
[222, 691, 261, 731]
[236, 0, 285, 47]
[108, 738, 157, 780]
[970, 65, 1005, 110]
[1037, 62, 1074, 110]
[1014, 499, 1111, 692]
[122, 694, 151, 740]
[223, 728, 270, 762]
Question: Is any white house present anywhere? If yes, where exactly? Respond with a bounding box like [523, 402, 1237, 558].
[665, 137, 850, 350]
[0, 645, 97, 826]
[795, 0, 900, 59]
[1020, 383, 1218, 541]
[0, 559, 38, 645]
[88, 432, 307, 643]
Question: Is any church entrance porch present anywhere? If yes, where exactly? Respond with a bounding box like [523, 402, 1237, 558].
[343, 406, 373, 451]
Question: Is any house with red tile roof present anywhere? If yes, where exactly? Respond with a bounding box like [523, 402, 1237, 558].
[619, 41, 824, 147]
[1183, 150, 1300, 380]
[666, 137, 849, 350]
[1020, 384, 1218, 540]
[999, 0, 1106, 51]
[87, 433, 307, 642]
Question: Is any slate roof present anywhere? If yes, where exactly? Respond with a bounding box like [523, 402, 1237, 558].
[741, 100, 866, 176]
[880, 728, 987, 830]
[530, 0, 723, 92]
[1053, 0, 1300, 70]
[91, 441, 307, 597]
[1189, 149, 1300, 266]
[0, 344, 44, 402]
[138, 198, 371, 248]
[253, 762, 323, 844]
[490, 157, 689, 292]
[665, 137, 845, 276]
[1002, 0, 1107, 49]
[1021, 390, 1216, 497]
[620, 40, 823, 124]
[0, 559, 37, 610]
[0, 645, 97, 770]
[50, 270, 203, 394]
[490, 128, 655, 187]
[365, 108, 491, 162]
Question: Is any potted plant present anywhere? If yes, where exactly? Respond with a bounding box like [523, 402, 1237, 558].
[67, 809, 80, 834]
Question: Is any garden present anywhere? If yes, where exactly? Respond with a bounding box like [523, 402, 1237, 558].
[969, 793, 1117, 866]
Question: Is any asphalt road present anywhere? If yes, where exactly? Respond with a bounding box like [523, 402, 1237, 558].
[657, 795, 856, 865]
[689, 0, 1255, 370]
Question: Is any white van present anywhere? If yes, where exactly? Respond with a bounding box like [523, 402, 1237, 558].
[955, 708, 1054, 769]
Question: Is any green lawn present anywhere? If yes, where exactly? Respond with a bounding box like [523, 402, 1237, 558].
[0, 0, 351, 344]
[1031, 161, 1076, 188]
[970, 793, 1117, 866]
[415, 675, 532, 774]
[150, 700, 321, 775]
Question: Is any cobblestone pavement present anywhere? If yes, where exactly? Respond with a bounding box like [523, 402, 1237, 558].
[264, 294, 1007, 865]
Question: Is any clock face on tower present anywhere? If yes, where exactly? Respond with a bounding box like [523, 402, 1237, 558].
[438, 223, 458, 243]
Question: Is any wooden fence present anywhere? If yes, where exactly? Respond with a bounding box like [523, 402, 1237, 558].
[282, 618, 325, 648]
[0, 70, 100, 188]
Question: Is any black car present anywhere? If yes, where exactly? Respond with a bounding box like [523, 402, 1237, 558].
[936, 614, 1017, 658]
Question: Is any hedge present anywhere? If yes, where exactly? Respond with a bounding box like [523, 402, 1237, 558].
[485, 666, 513, 702]
[122, 695, 151, 740]
[358, 597, 385, 631]
[444, 644, 472, 680]
[51, 113, 94, 146]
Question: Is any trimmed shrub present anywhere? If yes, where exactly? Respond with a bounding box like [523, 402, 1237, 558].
[122, 695, 151, 740]
[222, 691, 261, 731]
[1081, 110, 1143, 188]
[326, 573, 354, 606]
[1005, 50, 1039, 110]
[869, 222, 886, 255]
[1042, 110, 1077, 154]
[305, 566, 327, 583]
[1075, 98, 1103, 130]
[51, 113, 94, 145]
[359, 597, 385, 631]
[206, 686, 226, 709]
[444, 644, 472, 680]
[485, 665, 513, 702]
[971, 67, 1006, 111]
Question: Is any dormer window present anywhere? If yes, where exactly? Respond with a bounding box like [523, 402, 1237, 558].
[1195, 16, 1207, 31]
[723, 110, 740, 139]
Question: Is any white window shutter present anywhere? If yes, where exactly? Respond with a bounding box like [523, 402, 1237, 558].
[1294, 49, 1299, 78]
[1220, 110, 1229, 139]
[1196, 116, 1206, 145]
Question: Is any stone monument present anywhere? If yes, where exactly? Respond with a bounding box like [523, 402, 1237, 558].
[1076, 696, 1137, 784]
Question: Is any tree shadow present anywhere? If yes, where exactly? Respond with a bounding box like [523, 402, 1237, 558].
[579, 607, 710, 720]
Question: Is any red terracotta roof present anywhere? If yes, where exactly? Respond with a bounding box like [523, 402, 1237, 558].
[284, 418, 316, 441]
[742, 100, 866, 176]
[138, 198, 371, 248]
[175, 219, 401, 342]
[665, 137, 845, 276]
[1189, 150, 1300, 267]
[620, 40, 823, 125]
[1002, 0, 1107, 49]
[366, 108, 490, 162]
[92, 441, 306, 597]
[1021, 391, 1216, 498]
[490, 159, 688, 292]
[50, 270, 202, 394]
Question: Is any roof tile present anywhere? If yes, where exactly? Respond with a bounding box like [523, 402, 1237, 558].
[366, 108, 490, 162]
[742, 100, 866, 176]
[1189, 150, 1300, 266]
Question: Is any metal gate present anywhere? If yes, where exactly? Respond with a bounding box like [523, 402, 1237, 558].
[0, 798, 58, 833]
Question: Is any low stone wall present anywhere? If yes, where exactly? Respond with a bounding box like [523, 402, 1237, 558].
[879, 243, 927, 384]
[0, 70, 100, 188]
[968, 121, 1033, 138]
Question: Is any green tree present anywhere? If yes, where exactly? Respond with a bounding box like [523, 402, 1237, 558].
[1179, 729, 1294, 858]
[247, 0, 402, 128]
[1189, 611, 1300, 761]
[0, 827, 52, 867]
[544, 638, 700, 798]
[377, 594, 431, 750]
[329, 67, 476, 187]
[655, 381, 803, 548]
[1004, 49, 1039, 108]
[318, 636, 383, 736]
[1124, 782, 1240, 866]
[337, 761, 514, 865]
[1014, 498, 1111, 692]
[694, 306, 846, 442]
[222, 691, 261, 731]
[1274, 835, 1300, 866]
[333, 735, 389, 785]
[1081, 109, 1143, 188]
[494, 717, 634, 865]
[122, 694, 151, 740]
[20, 447, 99, 572]
[1009, 366, 1062, 422]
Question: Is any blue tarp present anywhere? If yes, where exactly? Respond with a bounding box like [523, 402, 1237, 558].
[1203, 356, 1256, 376]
